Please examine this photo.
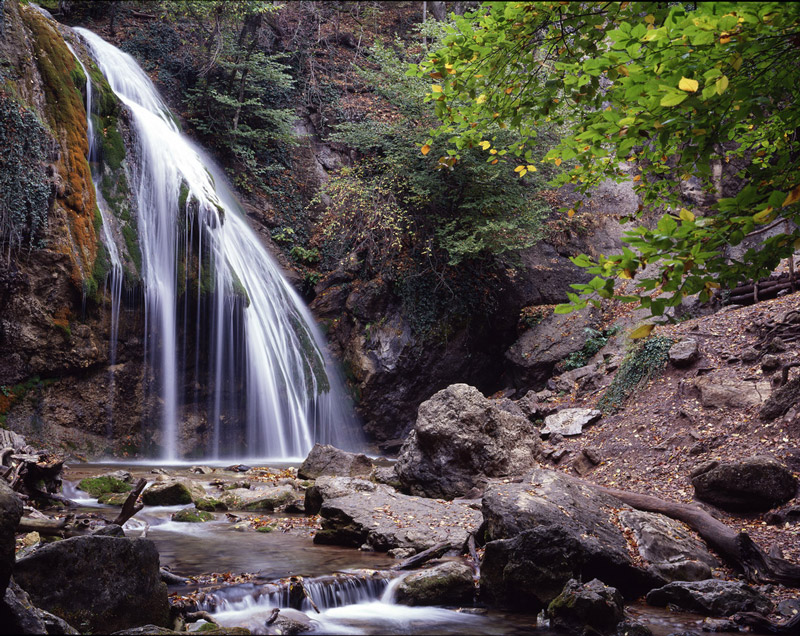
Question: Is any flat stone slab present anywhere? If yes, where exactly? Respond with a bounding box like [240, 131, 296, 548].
[541, 408, 601, 436]
[315, 482, 482, 552]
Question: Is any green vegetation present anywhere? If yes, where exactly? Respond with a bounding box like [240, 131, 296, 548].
[172, 508, 214, 523]
[0, 376, 57, 427]
[598, 336, 674, 413]
[196, 497, 227, 512]
[418, 2, 800, 316]
[563, 327, 621, 372]
[77, 476, 132, 498]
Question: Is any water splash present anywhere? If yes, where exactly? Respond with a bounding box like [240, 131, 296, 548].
[75, 28, 360, 460]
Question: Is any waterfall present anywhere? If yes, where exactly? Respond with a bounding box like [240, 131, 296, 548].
[66, 41, 124, 439]
[75, 28, 360, 461]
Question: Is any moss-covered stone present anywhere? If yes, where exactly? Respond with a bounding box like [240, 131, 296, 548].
[142, 480, 204, 506]
[78, 476, 131, 498]
[195, 497, 227, 512]
[98, 492, 129, 506]
[171, 508, 214, 523]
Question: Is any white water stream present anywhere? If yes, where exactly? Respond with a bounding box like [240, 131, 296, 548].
[74, 29, 360, 461]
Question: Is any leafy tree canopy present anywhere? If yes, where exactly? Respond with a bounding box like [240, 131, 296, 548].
[413, 1, 800, 317]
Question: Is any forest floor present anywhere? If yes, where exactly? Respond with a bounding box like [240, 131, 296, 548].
[545, 290, 800, 607]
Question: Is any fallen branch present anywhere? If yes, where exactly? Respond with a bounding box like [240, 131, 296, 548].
[112, 478, 147, 526]
[161, 568, 189, 585]
[595, 485, 800, 586]
[184, 611, 218, 626]
[266, 608, 280, 626]
[467, 533, 480, 580]
[734, 611, 800, 634]
[391, 541, 452, 571]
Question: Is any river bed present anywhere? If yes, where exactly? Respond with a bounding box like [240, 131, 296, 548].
[61, 462, 741, 635]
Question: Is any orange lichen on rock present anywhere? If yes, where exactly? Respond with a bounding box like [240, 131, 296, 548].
[21, 7, 98, 289]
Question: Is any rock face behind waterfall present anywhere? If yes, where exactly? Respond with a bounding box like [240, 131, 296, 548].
[395, 384, 541, 499]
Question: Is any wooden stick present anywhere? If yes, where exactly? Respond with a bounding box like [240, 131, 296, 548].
[112, 478, 147, 526]
[391, 541, 452, 570]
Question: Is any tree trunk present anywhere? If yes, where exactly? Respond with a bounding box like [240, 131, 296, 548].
[595, 485, 800, 587]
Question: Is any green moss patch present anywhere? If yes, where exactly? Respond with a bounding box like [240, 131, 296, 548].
[78, 476, 132, 498]
[171, 508, 214, 523]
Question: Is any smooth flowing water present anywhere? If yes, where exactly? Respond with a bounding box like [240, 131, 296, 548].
[74, 29, 360, 461]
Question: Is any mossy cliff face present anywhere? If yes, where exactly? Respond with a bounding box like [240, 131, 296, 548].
[0, 0, 147, 457]
[20, 6, 98, 289]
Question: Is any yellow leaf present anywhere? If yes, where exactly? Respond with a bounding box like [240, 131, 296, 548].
[679, 208, 696, 222]
[490, 149, 498, 155]
[555, 158, 562, 166]
[517, 168, 527, 177]
[476, 93, 487, 104]
[479, 140, 491, 150]
[505, 86, 514, 94]
[429, 72, 443, 79]
[705, 281, 721, 290]
[567, 208, 576, 218]
[619, 269, 633, 279]
[782, 185, 800, 207]
[630, 323, 655, 339]
[421, 144, 431, 155]
[644, 14, 655, 24]
[526, 165, 537, 172]
[716, 75, 729, 95]
[753, 206, 774, 223]
[617, 65, 629, 77]
[514, 165, 526, 173]
[731, 53, 743, 71]
[633, 174, 641, 182]
[678, 77, 699, 92]
[431, 84, 442, 93]
[491, 159, 499, 165]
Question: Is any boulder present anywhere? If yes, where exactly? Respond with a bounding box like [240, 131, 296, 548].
[541, 408, 602, 437]
[760, 374, 800, 421]
[505, 307, 599, 389]
[0, 481, 23, 596]
[171, 508, 214, 523]
[547, 579, 624, 636]
[669, 339, 699, 367]
[313, 481, 482, 552]
[297, 444, 374, 480]
[480, 469, 658, 610]
[395, 384, 541, 499]
[305, 477, 379, 515]
[0, 580, 48, 634]
[618, 510, 716, 582]
[691, 457, 797, 512]
[220, 485, 297, 512]
[394, 561, 475, 606]
[645, 579, 773, 617]
[13, 536, 170, 633]
[142, 479, 205, 506]
[691, 373, 770, 409]
[616, 620, 654, 636]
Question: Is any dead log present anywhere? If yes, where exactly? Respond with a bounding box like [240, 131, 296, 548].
[112, 478, 146, 526]
[734, 610, 800, 634]
[160, 568, 189, 585]
[467, 533, 480, 580]
[391, 541, 452, 571]
[265, 608, 280, 626]
[184, 611, 218, 626]
[595, 485, 800, 586]
[17, 515, 69, 534]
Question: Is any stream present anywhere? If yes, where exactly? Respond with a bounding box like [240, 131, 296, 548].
[61, 463, 741, 636]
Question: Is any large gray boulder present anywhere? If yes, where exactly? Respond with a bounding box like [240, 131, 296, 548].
[394, 561, 475, 606]
[395, 384, 541, 499]
[142, 479, 206, 506]
[297, 444, 374, 480]
[541, 408, 601, 437]
[0, 481, 23, 596]
[547, 579, 624, 636]
[313, 480, 481, 552]
[13, 536, 170, 633]
[618, 510, 716, 583]
[480, 469, 659, 610]
[691, 373, 770, 409]
[645, 579, 773, 616]
[219, 485, 297, 512]
[691, 457, 797, 512]
[505, 308, 599, 389]
[305, 476, 379, 515]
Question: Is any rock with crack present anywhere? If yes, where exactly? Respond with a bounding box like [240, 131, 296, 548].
[645, 579, 773, 616]
[312, 479, 481, 552]
[395, 384, 541, 500]
[669, 338, 700, 367]
[618, 510, 717, 583]
[691, 456, 798, 512]
[479, 469, 661, 611]
[541, 408, 602, 437]
[297, 444, 374, 480]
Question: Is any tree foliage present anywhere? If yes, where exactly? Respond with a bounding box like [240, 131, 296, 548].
[415, 1, 800, 316]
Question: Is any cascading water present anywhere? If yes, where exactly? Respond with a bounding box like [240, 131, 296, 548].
[75, 28, 360, 461]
